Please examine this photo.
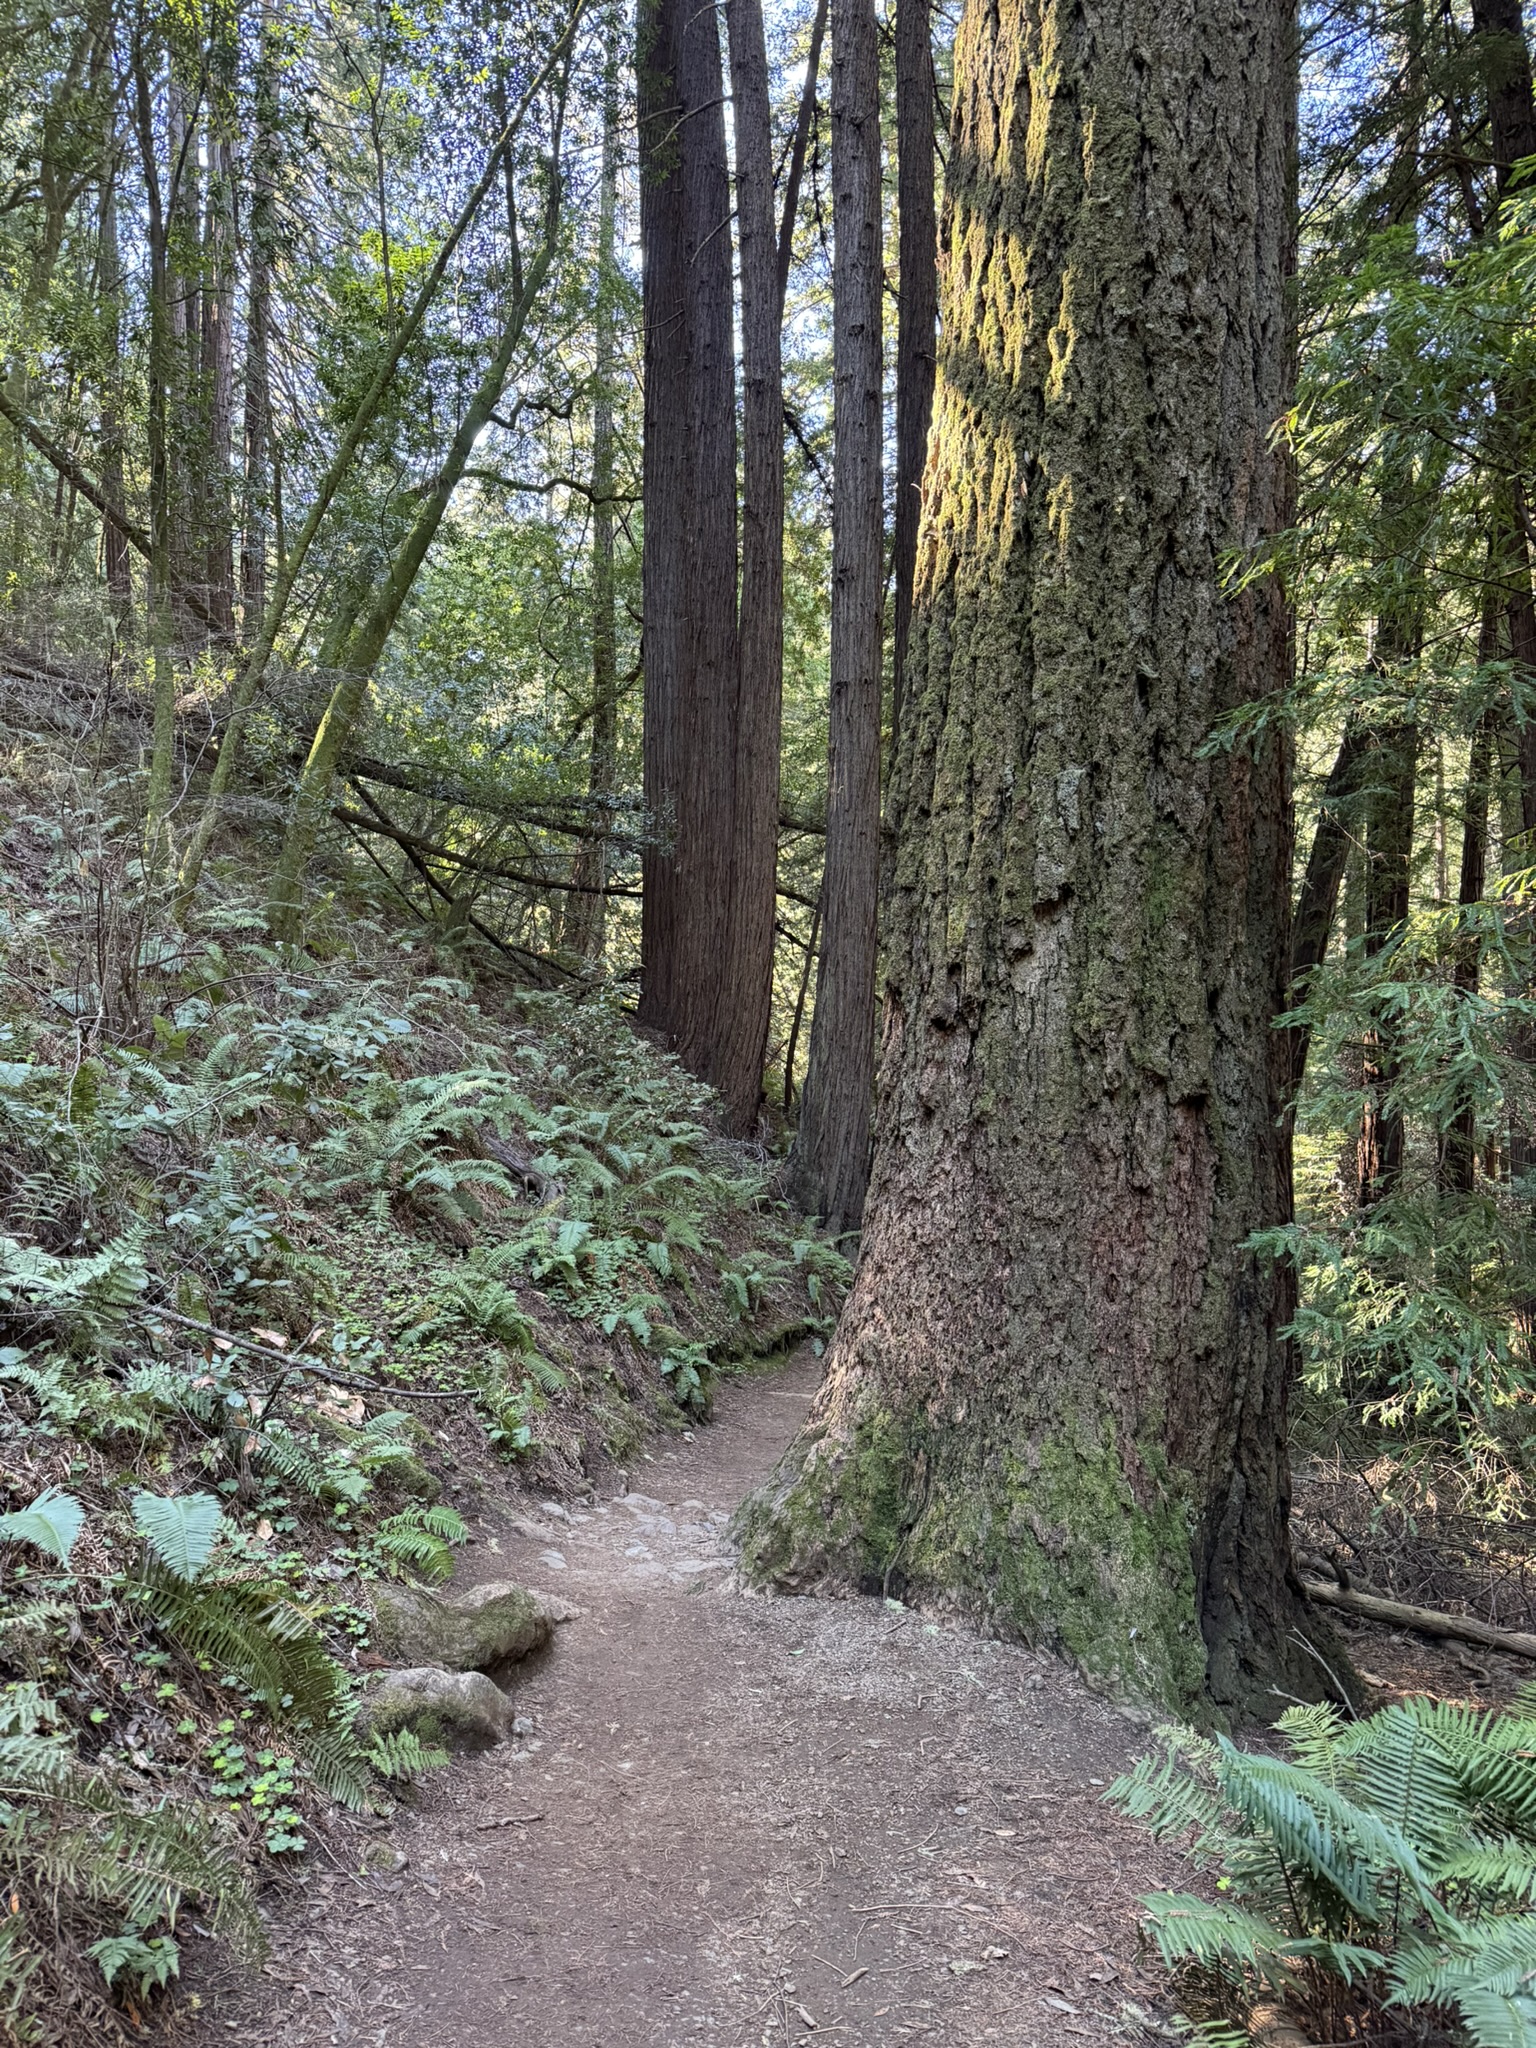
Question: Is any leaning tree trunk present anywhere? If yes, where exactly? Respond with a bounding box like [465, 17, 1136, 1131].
[739, 0, 1330, 1719]
[785, 0, 883, 1234]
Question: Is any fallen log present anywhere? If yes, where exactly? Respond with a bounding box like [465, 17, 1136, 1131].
[1300, 1576, 1536, 1662]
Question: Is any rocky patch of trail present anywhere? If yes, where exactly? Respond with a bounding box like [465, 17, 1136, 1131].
[189, 1353, 1180, 2047]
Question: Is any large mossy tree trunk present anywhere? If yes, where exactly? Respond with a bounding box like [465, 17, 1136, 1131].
[738, 0, 1330, 1720]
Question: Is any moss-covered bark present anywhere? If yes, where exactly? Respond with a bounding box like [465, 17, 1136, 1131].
[738, 0, 1333, 1721]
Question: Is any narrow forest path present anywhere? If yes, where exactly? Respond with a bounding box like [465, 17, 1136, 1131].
[190, 1352, 1179, 2048]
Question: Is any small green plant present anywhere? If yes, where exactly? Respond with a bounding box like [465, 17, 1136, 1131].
[364, 1727, 449, 1782]
[368, 1503, 468, 1584]
[204, 1725, 307, 1851]
[1109, 1695, 1536, 2048]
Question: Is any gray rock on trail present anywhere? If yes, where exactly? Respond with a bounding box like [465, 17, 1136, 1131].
[359, 1667, 518, 1747]
[370, 1578, 569, 1672]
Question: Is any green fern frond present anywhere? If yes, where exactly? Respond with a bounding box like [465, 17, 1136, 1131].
[1140, 1893, 1299, 1985]
[364, 1728, 449, 1782]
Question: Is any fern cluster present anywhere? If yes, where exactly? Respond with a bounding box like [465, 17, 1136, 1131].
[0, 1683, 260, 2046]
[1109, 1695, 1536, 2048]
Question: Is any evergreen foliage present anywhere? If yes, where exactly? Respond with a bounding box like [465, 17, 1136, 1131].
[1111, 1696, 1536, 2047]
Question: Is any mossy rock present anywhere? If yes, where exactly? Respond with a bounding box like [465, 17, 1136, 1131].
[358, 1666, 516, 1748]
[370, 1578, 564, 1671]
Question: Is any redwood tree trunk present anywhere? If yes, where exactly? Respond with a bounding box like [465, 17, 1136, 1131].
[892, 0, 938, 745]
[637, 0, 741, 1085]
[786, 0, 883, 1234]
[717, 0, 787, 1131]
[740, 0, 1326, 1719]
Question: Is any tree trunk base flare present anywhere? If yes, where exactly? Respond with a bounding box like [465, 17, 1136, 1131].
[733, 1326, 1335, 1718]
[735, 0, 1339, 1725]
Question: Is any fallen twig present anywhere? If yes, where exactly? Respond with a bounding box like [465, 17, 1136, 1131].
[139, 1304, 473, 1400]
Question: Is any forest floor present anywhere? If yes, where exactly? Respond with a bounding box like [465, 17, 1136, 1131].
[178, 1348, 1187, 2048]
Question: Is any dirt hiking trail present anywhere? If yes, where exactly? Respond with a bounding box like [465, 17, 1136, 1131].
[189, 1351, 1179, 2047]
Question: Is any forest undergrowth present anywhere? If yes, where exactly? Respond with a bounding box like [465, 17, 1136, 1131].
[0, 659, 847, 2045]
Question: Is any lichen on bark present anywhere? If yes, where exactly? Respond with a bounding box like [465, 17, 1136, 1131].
[737, 0, 1337, 1721]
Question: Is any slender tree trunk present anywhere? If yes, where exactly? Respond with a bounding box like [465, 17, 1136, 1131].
[133, 21, 179, 871]
[98, 161, 133, 617]
[636, 0, 741, 1080]
[1470, 0, 1536, 1198]
[165, 66, 201, 627]
[241, 12, 278, 625]
[1440, 695, 1496, 1196]
[892, 0, 938, 746]
[776, 0, 829, 311]
[785, 0, 883, 1233]
[173, 55, 560, 910]
[716, 0, 787, 1131]
[739, 0, 1328, 1720]
[565, 44, 621, 967]
[267, 133, 567, 938]
[1284, 724, 1367, 1100]
[201, 131, 237, 637]
[1355, 712, 1419, 1205]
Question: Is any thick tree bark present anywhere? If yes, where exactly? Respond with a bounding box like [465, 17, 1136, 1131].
[637, 0, 742, 1088]
[785, 0, 883, 1234]
[740, 0, 1327, 1719]
[716, 0, 787, 1130]
[892, 0, 938, 745]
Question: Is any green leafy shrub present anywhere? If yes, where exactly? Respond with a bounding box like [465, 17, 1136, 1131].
[1109, 1696, 1536, 2048]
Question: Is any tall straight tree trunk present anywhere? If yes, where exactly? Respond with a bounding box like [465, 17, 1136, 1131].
[776, 0, 829, 310]
[1469, 0, 1536, 1202]
[201, 130, 237, 637]
[1355, 719, 1418, 1202]
[98, 160, 132, 616]
[785, 0, 883, 1233]
[1441, 689, 1496, 1196]
[565, 42, 621, 967]
[241, 9, 278, 625]
[1284, 723, 1367, 1100]
[132, 22, 179, 871]
[892, 0, 938, 746]
[637, 0, 741, 1089]
[716, 0, 786, 1131]
[739, 0, 1327, 1719]
[165, 66, 201, 627]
